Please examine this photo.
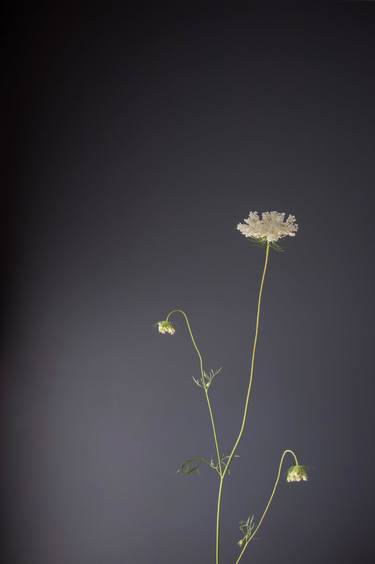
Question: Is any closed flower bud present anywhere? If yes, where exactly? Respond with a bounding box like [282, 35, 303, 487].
[286, 465, 308, 483]
[157, 320, 176, 335]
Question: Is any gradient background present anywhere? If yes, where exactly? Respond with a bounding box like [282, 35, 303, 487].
[2, 5, 375, 564]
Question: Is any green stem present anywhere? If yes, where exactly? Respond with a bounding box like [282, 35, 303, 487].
[204, 387, 223, 476]
[214, 242, 270, 564]
[166, 309, 223, 562]
[222, 242, 270, 479]
[216, 476, 224, 563]
[166, 308, 223, 477]
[235, 449, 299, 564]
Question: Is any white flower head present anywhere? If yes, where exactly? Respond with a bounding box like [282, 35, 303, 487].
[156, 320, 175, 335]
[286, 465, 309, 483]
[237, 211, 298, 243]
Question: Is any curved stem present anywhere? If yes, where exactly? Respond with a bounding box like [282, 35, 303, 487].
[166, 309, 222, 476]
[222, 242, 270, 480]
[214, 242, 270, 564]
[166, 309, 204, 378]
[235, 449, 299, 564]
[166, 309, 223, 563]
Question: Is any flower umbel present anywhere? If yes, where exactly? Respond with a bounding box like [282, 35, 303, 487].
[237, 211, 298, 243]
[157, 320, 176, 335]
[286, 465, 308, 482]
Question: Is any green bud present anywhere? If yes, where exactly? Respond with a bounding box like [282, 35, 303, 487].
[286, 464, 308, 483]
[156, 320, 175, 335]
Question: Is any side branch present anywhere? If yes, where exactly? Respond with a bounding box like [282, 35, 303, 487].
[235, 449, 299, 564]
[166, 309, 222, 476]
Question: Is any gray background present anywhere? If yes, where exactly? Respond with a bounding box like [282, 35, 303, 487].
[2, 5, 375, 563]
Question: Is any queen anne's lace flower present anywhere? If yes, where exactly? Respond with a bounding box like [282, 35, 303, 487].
[157, 320, 176, 335]
[237, 211, 298, 243]
[286, 465, 308, 482]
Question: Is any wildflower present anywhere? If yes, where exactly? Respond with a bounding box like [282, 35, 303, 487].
[156, 320, 175, 335]
[237, 211, 298, 243]
[286, 465, 308, 482]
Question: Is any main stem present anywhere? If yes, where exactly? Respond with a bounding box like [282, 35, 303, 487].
[215, 242, 270, 564]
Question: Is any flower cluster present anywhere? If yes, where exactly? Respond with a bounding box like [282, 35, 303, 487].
[237, 211, 298, 243]
[157, 320, 175, 335]
[286, 465, 309, 482]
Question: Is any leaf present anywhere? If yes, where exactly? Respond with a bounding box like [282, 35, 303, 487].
[219, 453, 240, 475]
[238, 514, 256, 546]
[270, 241, 284, 252]
[192, 376, 202, 388]
[177, 457, 207, 476]
[247, 238, 285, 252]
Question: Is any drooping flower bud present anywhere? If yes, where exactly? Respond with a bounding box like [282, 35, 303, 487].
[156, 320, 176, 335]
[286, 464, 308, 482]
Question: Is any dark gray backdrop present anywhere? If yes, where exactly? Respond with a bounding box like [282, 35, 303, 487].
[2, 5, 375, 564]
